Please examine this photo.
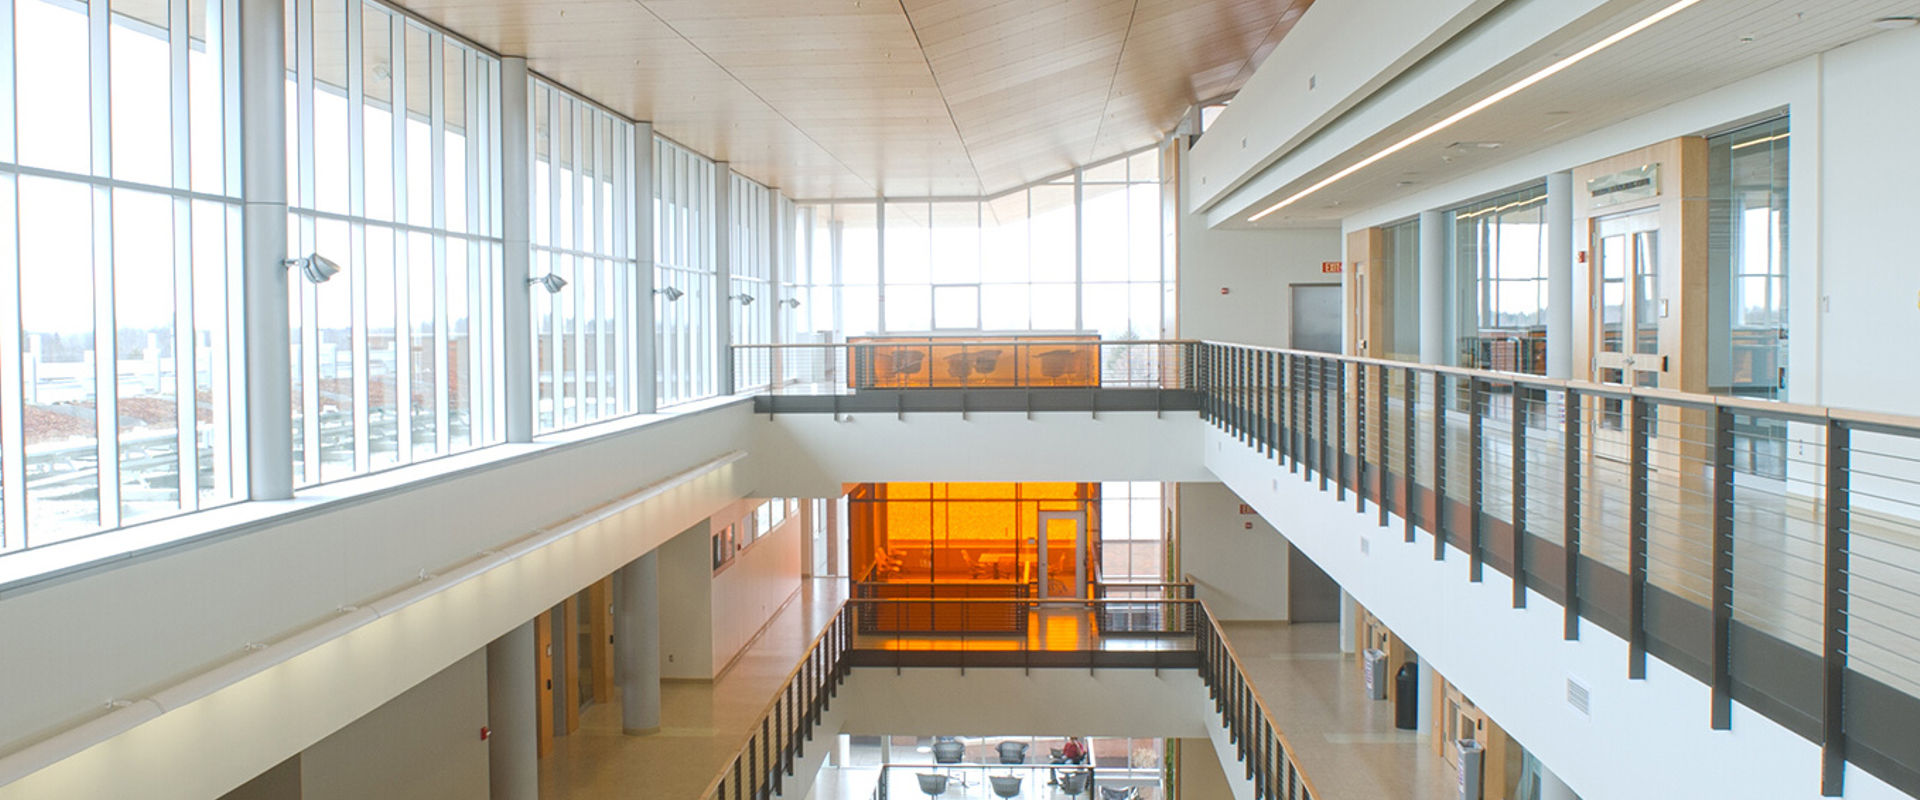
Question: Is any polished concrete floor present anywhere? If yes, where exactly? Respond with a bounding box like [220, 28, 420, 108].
[1218, 621, 1458, 800]
[539, 577, 849, 800]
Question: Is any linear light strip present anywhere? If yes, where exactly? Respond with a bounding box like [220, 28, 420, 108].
[1248, 0, 1705, 222]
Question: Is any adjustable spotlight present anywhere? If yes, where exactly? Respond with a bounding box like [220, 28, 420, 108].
[654, 286, 686, 301]
[731, 293, 756, 306]
[529, 274, 568, 293]
[284, 253, 341, 284]
[778, 298, 803, 309]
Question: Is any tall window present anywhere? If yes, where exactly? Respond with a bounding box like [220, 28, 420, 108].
[1098, 482, 1165, 582]
[286, 0, 504, 486]
[1707, 117, 1789, 400]
[1, 0, 245, 549]
[530, 80, 642, 432]
[653, 138, 718, 405]
[800, 145, 1167, 339]
[1444, 183, 1548, 373]
[1080, 148, 1164, 340]
[729, 174, 773, 387]
[1380, 218, 1421, 361]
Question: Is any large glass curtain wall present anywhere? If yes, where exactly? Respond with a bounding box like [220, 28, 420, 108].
[1444, 183, 1549, 374]
[0, 0, 246, 548]
[530, 79, 641, 433]
[729, 174, 773, 386]
[653, 138, 718, 406]
[285, 0, 504, 486]
[809, 147, 1166, 340]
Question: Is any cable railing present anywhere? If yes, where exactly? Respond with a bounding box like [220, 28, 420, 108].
[1194, 340, 1920, 798]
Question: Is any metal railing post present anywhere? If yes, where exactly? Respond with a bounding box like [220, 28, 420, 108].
[1627, 397, 1651, 680]
[1468, 377, 1485, 582]
[1512, 382, 1529, 607]
[1564, 390, 1583, 640]
[1821, 420, 1851, 797]
[1432, 373, 1448, 561]
[1377, 363, 1389, 527]
[1710, 405, 1735, 729]
[1404, 368, 1416, 542]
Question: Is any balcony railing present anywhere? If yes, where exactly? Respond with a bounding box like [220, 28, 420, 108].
[696, 589, 1319, 800]
[732, 340, 1196, 394]
[1193, 340, 1920, 798]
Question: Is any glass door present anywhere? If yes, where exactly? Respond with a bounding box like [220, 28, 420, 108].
[1035, 511, 1087, 600]
[1591, 209, 1663, 390]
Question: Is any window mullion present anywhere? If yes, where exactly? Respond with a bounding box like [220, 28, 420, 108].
[93, 187, 121, 529]
[0, 175, 25, 548]
[430, 32, 449, 453]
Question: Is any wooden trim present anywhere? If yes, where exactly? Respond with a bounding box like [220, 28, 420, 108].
[562, 596, 582, 734]
[534, 610, 554, 758]
[588, 578, 616, 705]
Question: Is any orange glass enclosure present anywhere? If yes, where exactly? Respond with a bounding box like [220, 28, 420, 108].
[850, 482, 1101, 632]
[846, 333, 1101, 389]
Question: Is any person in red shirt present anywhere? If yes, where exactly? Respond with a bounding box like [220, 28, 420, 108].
[1061, 737, 1088, 764]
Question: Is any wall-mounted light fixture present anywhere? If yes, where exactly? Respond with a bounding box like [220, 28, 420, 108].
[731, 293, 756, 306]
[284, 254, 341, 284]
[778, 298, 802, 309]
[654, 286, 686, 301]
[529, 274, 567, 293]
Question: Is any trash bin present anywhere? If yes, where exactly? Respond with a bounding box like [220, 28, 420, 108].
[1394, 662, 1418, 730]
[1362, 648, 1388, 700]
[1456, 738, 1484, 800]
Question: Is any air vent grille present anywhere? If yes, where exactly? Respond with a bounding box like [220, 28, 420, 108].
[1566, 677, 1591, 717]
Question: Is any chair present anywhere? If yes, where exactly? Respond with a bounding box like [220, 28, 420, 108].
[972, 349, 1004, 377]
[990, 774, 1024, 799]
[916, 772, 951, 799]
[1057, 770, 1091, 798]
[890, 348, 927, 385]
[1035, 348, 1081, 383]
[996, 741, 1029, 765]
[1098, 787, 1138, 800]
[941, 352, 973, 383]
[932, 740, 967, 765]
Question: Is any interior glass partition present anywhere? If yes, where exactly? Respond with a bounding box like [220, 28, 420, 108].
[1706, 117, 1790, 478]
[1444, 183, 1549, 374]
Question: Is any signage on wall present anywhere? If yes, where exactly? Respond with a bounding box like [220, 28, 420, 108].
[1587, 163, 1661, 209]
[1239, 503, 1256, 515]
[1321, 261, 1344, 274]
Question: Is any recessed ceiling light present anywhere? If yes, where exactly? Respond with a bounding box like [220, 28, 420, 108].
[1738, 34, 1757, 43]
[1247, 0, 1704, 222]
[1872, 16, 1918, 30]
[1447, 141, 1504, 150]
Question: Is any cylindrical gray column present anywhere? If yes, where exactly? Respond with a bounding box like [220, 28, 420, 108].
[1539, 762, 1579, 800]
[487, 621, 538, 800]
[1336, 589, 1355, 654]
[617, 551, 662, 735]
[500, 58, 534, 442]
[1545, 171, 1576, 380]
[1418, 210, 1446, 365]
[241, 0, 291, 500]
[634, 122, 658, 413]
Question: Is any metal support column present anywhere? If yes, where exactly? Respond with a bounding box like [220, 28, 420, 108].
[499, 58, 534, 442]
[241, 0, 292, 498]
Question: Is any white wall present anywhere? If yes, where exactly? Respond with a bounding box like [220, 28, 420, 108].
[711, 514, 803, 671]
[1178, 482, 1289, 621]
[300, 651, 489, 800]
[1815, 25, 1920, 418]
[837, 669, 1214, 738]
[1178, 143, 1343, 346]
[752, 411, 1212, 497]
[1202, 425, 1912, 800]
[657, 520, 716, 680]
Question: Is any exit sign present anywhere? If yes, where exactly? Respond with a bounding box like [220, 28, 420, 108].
[1322, 261, 1343, 273]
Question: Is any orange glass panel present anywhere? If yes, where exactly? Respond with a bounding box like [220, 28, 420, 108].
[847, 334, 1101, 388]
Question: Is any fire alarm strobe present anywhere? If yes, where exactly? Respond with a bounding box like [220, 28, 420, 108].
[1220, 287, 1230, 295]
[480, 726, 491, 741]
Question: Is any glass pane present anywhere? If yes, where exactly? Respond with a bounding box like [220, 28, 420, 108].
[110, 5, 172, 187]
[17, 0, 92, 173]
[113, 189, 178, 523]
[931, 286, 979, 330]
[1633, 230, 1660, 355]
[20, 176, 98, 539]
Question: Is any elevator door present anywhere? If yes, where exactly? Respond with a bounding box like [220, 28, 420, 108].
[1291, 283, 1343, 353]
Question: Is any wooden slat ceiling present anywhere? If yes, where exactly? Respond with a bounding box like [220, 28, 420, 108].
[388, 0, 1312, 199]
